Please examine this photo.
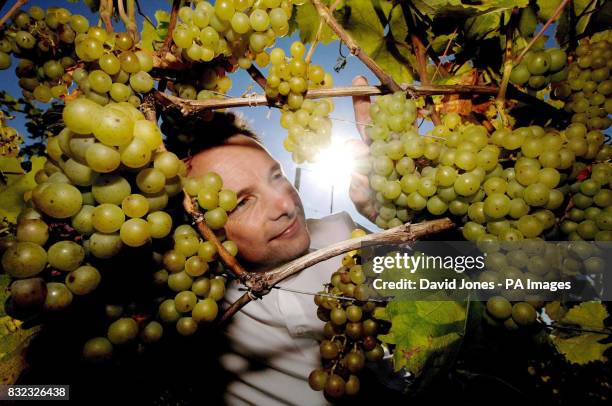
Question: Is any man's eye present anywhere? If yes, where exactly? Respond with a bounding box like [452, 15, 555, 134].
[273, 172, 283, 179]
[236, 198, 249, 208]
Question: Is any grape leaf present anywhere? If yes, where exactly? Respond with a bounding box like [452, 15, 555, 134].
[140, 10, 170, 51]
[536, 0, 563, 22]
[294, 0, 414, 83]
[550, 302, 612, 365]
[412, 0, 528, 18]
[0, 274, 41, 385]
[556, 0, 598, 46]
[378, 300, 467, 376]
[294, 0, 338, 44]
[0, 156, 45, 223]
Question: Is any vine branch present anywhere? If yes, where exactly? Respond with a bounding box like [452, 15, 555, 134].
[162, 0, 181, 52]
[514, 0, 571, 65]
[0, 0, 27, 28]
[311, 0, 402, 92]
[497, 8, 519, 128]
[153, 84, 499, 115]
[99, 0, 114, 33]
[219, 218, 455, 322]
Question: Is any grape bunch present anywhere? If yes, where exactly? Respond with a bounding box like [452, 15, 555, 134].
[82, 218, 236, 362]
[170, 66, 232, 101]
[362, 96, 611, 245]
[0, 6, 84, 102]
[267, 42, 334, 163]
[510, 48, 568, 91]
[510, 6, 568, 91]
[71, 28, 155, 107]
[171, 0, 293, 65]
[485, 296, 539, 331]
[553, 34, 612, 132]
[1, 98, 185, 315]
[560, 162, 612, 241]
[309, 229, 386, 399]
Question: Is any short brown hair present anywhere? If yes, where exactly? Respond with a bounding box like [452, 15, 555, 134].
[163, 111, 262, 159]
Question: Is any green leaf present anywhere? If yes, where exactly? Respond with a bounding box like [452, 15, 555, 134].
[0, 274, 41, 385]
[140, 10, 171, 51]
[378, 300, 467, 375]
[536, 0, 563, 21]
[0, 156, 45, 223]
[551, 302, 612, 365]
[413, 0, 528, 19]
[556, 0, 598, 46]
[464, 10, 508, 40]
[294, 1, 338, 44]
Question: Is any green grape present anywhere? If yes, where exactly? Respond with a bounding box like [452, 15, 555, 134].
[120, 137, 151, 168]
[175, 291, 197, 313]
[37, 183, 82, 218]
[16, 219, 49, 246]
[1, 242, 47, 278]
[92, 175, 131, 205]
[147, 211, 172, 238]
[121, 194, 149, 218]
[174, 234, 200, 257]
[93, 106, 134, 146]
[192, 298, 218, 322]
[92, 204, 125, 233]
[48, 241, 84, 272]
[71, 205, 95, 235]
[136, 168, 166, 194]
[44, 282, 73, 311]
[118, 51, 141, 73]
[88, 232, 123, 259]
[129, 71, 154, 93]
[143, 191, 169, 212]
[204, 207, 228, 229]
[524, 183, 550, 206]
[454, 173, 481, 196]
[141, 321, 163, 343]
[517, 215, 543, 238]
[152, 151, 180, 178]
[133, 119, 162, 150]
[176, 317, 198, 336]
[185, 256, 209, 277]
[82, 337, 113, 362]
[198, 241, 217, 262]
[66, 265, 101, 295]
[86, 143, 120, 173]
[119, 218, 150, 247]
[107, 317, 138, 344]
[511, 302, 537, 326]
[483, 193, 510, 218]
[207, 278, 226, 301]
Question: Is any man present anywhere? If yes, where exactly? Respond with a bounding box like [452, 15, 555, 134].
[186, 76, 378, 405]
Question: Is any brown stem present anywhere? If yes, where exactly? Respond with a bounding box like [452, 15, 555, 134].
[497, 8, 519, 128]
[182, 194, 251, 283]
[246, 65, 267, 90]
[153, 84, 499, 115]
[127, 0, 139, 43]
[311, 0, 401, 92]
[514, 0, 571, 65]
[218, 292, 252, 326]
[162, 0, 181, 52]
[411, 33, 441, 125]
[305, 0, 342, 64]
[99, 0, 114, 33]
[0, 0, 27, 28]
[219, 218, 455, 321]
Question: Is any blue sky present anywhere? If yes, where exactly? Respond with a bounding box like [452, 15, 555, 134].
[0, 0, 381, 229]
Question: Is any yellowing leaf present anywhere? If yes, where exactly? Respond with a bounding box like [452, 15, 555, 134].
[552, 333, 612, 365]
[551, 302, 612, 365]
[140, 10, 170, 51]
[378, 300, 467, 375]
[0, 156, 45, 223]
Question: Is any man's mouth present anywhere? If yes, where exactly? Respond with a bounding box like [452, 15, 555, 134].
[271, 217, 300, 241]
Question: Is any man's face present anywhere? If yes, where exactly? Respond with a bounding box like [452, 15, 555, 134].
[188, 134, 311, 271]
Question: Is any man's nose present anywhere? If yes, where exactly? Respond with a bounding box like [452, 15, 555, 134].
[267, 185, 296, 220]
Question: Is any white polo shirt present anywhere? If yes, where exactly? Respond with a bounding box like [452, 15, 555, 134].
[220, 211, 357, 406]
